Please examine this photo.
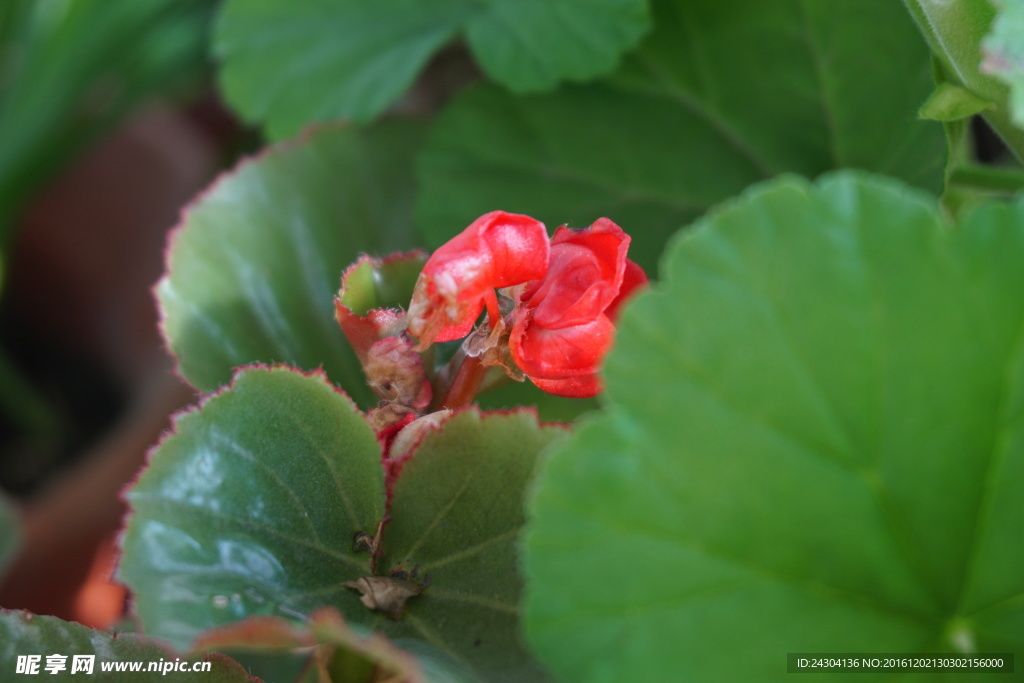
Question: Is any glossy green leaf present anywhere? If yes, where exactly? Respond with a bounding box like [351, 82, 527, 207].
[905, 0, 1024, 160]
[118, 366, 385, 649]
[0, 492, 18, 579]
[158, 121, 425, 403]
[214, 0, 649, 139]
[0, 610, 254, 681]
[524, 172, 1024, 680]
[983, 0, 1024, 128]
[417, 0, 946, 272]
[380, 409, 564, 682]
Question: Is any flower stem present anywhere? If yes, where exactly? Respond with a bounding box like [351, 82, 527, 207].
[432, 350, 488, 410]
[949, 164, 1024, 193]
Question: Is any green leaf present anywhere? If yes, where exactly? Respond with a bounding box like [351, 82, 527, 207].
[380, 409, 564, 682]
[920, 82, 995, 121]
[214, 0, 649, 139]
[119, 368, 559, 681]
[213, 0, 467, 139]
[118, 366, 385, 649]
[462, 0, 650, 93]
[158, 121, 425, 402]
[524, 172, 1024, 680]
[417, 0, 946, 272]
[0, 610, 255, 681]
[0, 492, 18, 579]
[983, 0, 1024, 128]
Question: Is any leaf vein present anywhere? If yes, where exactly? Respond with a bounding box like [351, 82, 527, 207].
[425, 588, 518, 615]
[207, 427, 323, 543]
[626, 51, 776, 178]
[545, 496, 936, 625]
[797, 0, 842, 167]
[418, 528, 520, 572]
[397, 456, 490, 561]
[955, 312, 1024, 613]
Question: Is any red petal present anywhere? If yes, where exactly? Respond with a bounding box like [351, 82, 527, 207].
[530, 373, 603, 398]
[510, 312, 614, 380]
[553, 218, 629, 271]
[478, 211, 550, 287]
[524, 218, 630, 329]
[422, 211, 548, 301]
[606, 258, 649, 321]
[432, 297, 485, 343]
[408, 211, 547, 347]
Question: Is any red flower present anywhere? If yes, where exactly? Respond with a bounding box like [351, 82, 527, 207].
[407, 211, 549, 349]
[510, 218, 647, 398]
[402, 212, 644, 402]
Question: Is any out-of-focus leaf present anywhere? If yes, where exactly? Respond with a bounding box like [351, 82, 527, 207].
[0, 0, 212, 243]
[920, 82, 995, 121]
[524, 172, 1024, 680]
[417, 0, 946, 272]
[158, 121, 425, 403]
[214, 0, 650, 139]
[462, 0, 649, 92]
[0, 610, 255, 681]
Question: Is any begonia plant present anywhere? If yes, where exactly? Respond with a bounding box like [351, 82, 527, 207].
[3, 1, 1024, 682]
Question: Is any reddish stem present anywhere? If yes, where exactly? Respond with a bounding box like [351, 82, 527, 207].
[434, 352, 488, 410]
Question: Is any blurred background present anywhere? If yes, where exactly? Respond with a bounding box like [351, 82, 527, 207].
[0, 0, 241, 629]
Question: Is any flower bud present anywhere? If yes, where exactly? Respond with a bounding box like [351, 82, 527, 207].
[334, 251, 427, 363]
